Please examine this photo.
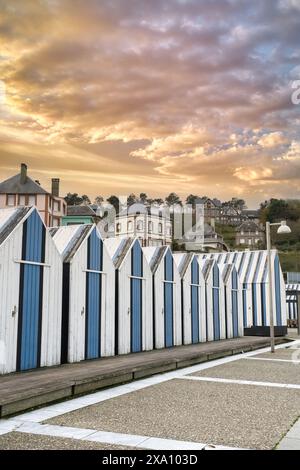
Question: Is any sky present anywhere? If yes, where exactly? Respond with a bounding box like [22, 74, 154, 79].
[0, 0, 300, 207]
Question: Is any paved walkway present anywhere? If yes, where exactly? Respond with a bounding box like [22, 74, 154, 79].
[0, 337, 299, 450]
[0, 336, 287, 418]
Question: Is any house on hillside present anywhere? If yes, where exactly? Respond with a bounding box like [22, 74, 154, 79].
[197, 197, 222, 223]
[242, 209, 260, 224]
[236, 221, 265, 247]
[218, 205, 244, 226]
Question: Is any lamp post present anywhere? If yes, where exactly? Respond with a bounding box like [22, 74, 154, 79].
[266, 220, 291, 353]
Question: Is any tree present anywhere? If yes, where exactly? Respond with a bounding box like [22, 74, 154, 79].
[94, 196, 104, 205]
[165, 193, 182, 207]
[139, 193, 148, 204]
[107, 195, 121, 213]
[186, 194, 200, 207]
[127, 193, 137, 206]
[148, 198, 164, 206]
[260, 199, 300, 224]
[64, 193, 83, 206]
[81, 195, 91, 205]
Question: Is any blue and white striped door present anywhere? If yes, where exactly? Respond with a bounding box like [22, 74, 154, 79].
[164, 250, 174, 347]
[131, 241, 143, 353]
[17, 211, 45, 371]
[212, 264, 220, 340]
[85, 229, 103, 359]
[231, 269, 239, 338]
[274, 255, 282, 326]
[191, 258, 200, 343]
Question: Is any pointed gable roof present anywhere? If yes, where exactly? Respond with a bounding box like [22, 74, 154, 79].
[0, 173, 49, 195]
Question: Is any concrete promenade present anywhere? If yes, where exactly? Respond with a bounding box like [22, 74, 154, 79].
[0, 336, 288, 418]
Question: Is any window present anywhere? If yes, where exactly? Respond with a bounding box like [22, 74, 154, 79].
[148, 221, 153, 232]
[127, 221, 133, 231]
[18, 195, 26, 205]
[248, 239, 252, 245]
[53, 200, 60, 212]
[158, 223, 162, 234]
[7, 195, 15, 206]
[167, 226, 172, 236]
[52, 218, 59, 227]
[28, 195, 36, 206]
[240, 238, 245, 244]
[116, 223, 121, 233]
[137, 220, 143, 231]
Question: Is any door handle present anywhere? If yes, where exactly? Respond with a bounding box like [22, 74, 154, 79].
[12, 306, 17, 317]
[81, 307, 85, 316]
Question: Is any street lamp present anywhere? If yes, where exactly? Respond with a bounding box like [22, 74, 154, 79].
[266, 220, 292, 353]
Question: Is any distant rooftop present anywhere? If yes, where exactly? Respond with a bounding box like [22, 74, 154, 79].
[67, 205, 96, 217]
[0, 164, 48, 195]
[0, 163, 61, 197]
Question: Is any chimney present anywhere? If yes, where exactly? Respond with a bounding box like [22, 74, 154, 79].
[51, 178, 60, 197]
[20, 163, 27, 184]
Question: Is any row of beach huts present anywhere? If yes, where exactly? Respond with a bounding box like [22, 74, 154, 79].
[0, 206, 287, 374]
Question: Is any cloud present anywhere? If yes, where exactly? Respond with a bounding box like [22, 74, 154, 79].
[0, 0, 299, 205]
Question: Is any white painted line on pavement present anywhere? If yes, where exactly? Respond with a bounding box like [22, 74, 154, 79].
[246, 357, 300, 364]
[178, 375, 300, 389]
[15, 421, 243, 451]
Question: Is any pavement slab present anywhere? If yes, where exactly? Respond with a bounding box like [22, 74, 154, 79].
[190, 358, 300, 384]
[46, 379, 300, 450]
[252, 349, 300, 361]
[0, 431, 135, 450]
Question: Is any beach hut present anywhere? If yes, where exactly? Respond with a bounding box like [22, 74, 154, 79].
[199, 250, 287, 334]
[105, 238, 153, 355]
[221, 264, 243, 338]
[143, 246, 182, 349]
[0, 207, 62, 374]
[286, 284, 300, 323]
[50, 224, 115, 363]
[173, 253, 206, 345]
[198, 258, 226, 342]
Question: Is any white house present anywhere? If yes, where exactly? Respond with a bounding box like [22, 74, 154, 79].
[50, 224, 115, 363]
[0, 207, 62, 374]
[115, 204, 172, 247]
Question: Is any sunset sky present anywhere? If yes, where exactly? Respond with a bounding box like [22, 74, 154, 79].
[0, 0, 299, 207]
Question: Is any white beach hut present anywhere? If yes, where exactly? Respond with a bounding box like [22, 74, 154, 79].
[105, 238, 153, 355]
[198, 258, 226, 342]
[0, 207, 62, 374]
[221, 264, 243, 338]
[143, 246, 182, 349]
[199, 250, 287, 334]
[173, 253, 206, 345]
[50, 224, 115, 363]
